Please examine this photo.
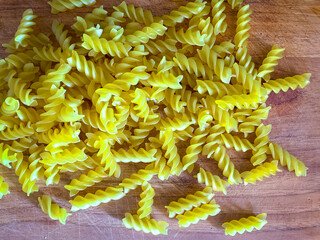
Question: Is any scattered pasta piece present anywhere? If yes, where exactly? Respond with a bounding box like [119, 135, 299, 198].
[222, 213, 267, 236]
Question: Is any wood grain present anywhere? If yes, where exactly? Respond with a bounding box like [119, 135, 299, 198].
[0, 0, 319, 239]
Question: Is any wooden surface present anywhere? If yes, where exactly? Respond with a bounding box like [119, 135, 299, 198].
[0, 0, 320, 239]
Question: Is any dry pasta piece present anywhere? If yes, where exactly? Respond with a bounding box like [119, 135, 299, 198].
[122, 213, 168, 235]
[222, 213, 267, 236]
[176, 199, 221, 227]
[38, 195, 71, 224]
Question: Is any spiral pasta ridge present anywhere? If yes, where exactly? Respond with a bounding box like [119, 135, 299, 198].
[162, 0, 206, 27]
[38, 195, 71, 224]
[241, 161, 280, 185]
[211, 0, 227, 36]
[213, 146, 242, 184]
[123, 213, 168, 235]
[257, 45, 285, 81]
[263, 73, 311, 94]
[113, 1, 155, 26]
[176, 199, 221, 227]
[1, 97, 20, 116]
[82, 34, 132, 58]
[197, 45, 232, 83]
[48, 0, 96, 14]
[14, 9, 37, 48]
[65, 166, 109, 197]
[137, 181, 155, 219]
[215, 94, 261, 110]
[113, 148, 156, 163]
[268, 143, 307, 177]
[12, 153, 38, 196]
[118, 168, 157, 194]
[220, 133, 255, 152]
[234, 5, 252, 48]
[70, 186, 125, 211]
[182, 127, 210, 172]
[165, 187, 214, 218]
[222, 213, 267, 236]
[195, 80, 243, 98]
[250, 124, 272, 166]
[196, 167, 229, 194]
[173, 53, 215, 80]
[159, 130, 183, 175]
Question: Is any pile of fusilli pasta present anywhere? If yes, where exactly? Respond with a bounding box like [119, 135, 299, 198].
[0, 0, 311, 236]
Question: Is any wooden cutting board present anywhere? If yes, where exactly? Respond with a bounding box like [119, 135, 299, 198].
[0, 0, 319, 239]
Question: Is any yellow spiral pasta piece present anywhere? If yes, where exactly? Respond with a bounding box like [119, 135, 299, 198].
[82, 34, 132, 58]
[220, 133, 255, 152]
[113, 1, 155, 26]
[198, 109, 213, 131]
[202, 125, 225, 157]
[234, 5, 252, 48]
[130, 88, 150, 121]
[211, 0, 227, 35]
[64, 166, 108, 197]
[0, 175, 9, 199]
[176, 199, 221, 227]
[250, 124, 272, 166]
[227, 0, 243, 9]
[112, 148, 156, 163]
[70, 186, 125, 211]
[14, 9, 37, 48]
[144, 38, 177, 55]
[72, 6, 108, 33]
[163, 89, 187, 113]
[95, 66, 149, 101]
[67, 50, 110, 84]
[257, 45, 285, 81]
[48, 0, 96, 14]
[0, 122, 34, 141]
[213, 146, 242, 184]
[137, 181, 155, 219]
[12, 153, 38, 196]
[238, 105, 271, 136]
[167, 27, 206, 46]
[59, 155, 98, 172]
[215, 94, 261, 110]
[159, 129, 183, 175]
[268, 143, 307, 177]
[43, 163, 60, 186]
[202, 96, 238, 133]
[162, 0, 206, 27]
[123, 213, 168, 235]
[119, 168, 157, 194]
[38, 195, 71, 224]
[195, 168, 229, 194]
[263, 73, 311, 94]
[126, 22, 167, 46]
[236, 47, 256, 76]
[222, 213, 267, 236]
[8, 77, 38, 107]
[173, 53, 215, 80]
[0, 143, 18, 168]
[33, 46, 70, 62]
[197, 45, 232, 83]
[182, 127, 210, 172]
[28, 144, 45, 181]
[1, 97, 20, 116]
[165, 187, 214, 218]
[241, 161, 281, 185]
[195, 79, 243, 98]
